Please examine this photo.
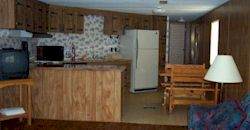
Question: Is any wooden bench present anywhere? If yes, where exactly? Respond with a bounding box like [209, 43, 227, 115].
[0, 79, 33, 125]
[161, 64, 219, 112]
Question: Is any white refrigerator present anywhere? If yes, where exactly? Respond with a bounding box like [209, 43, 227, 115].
[120, 30, 159, 93]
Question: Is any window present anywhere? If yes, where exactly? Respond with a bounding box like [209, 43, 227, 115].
[210, 20, 220, 65]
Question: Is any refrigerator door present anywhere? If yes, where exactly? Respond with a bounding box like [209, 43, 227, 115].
[119, 30, 137, 59]
[137, 30, 159, 49]
[134, 49, 159, 90]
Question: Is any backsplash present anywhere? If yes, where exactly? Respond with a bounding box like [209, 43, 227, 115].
[37, 15, 119, 60]
[0, 37, 37, 60]
[0, 15, 120, 60]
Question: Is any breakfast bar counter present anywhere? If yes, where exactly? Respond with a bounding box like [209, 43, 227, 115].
[30, 65, 125, 122]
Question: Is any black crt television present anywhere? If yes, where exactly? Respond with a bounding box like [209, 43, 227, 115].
[37, 46, 64, 61]
[0, 48, 29, 80]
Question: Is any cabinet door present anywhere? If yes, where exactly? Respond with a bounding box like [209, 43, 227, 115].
[41, 3, 48, 33]
[112, 13, 123, 35]
[140, 15, 153, 30]
[103, 13, 113, 35]
[63, 8, 75, 33]
[25, 0, 34, 32]
[33, 0, 43, 33]
[33, 1, 48, 33]
[15, 0, 26, 29]
[48, 5, 63, 32]
[129, 14, 139, 29]
[75, 9, 84, 33]
[143, 16, 153, 30]
[123, 14, 130, 29]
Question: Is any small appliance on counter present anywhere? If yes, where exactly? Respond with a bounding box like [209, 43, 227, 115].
[36, 46, 64, 67]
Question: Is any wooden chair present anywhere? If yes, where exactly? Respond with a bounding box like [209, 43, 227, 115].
[162, 64, 219, 113]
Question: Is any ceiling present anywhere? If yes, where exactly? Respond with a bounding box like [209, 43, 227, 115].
[39, 0, 229, 22]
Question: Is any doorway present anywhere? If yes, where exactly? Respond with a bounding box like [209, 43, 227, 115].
[169, 23, 185, 64]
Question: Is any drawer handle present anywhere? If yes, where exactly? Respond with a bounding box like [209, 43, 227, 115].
[67, 13, 73, 16]
[67, 28, 73, 30]
[50, 12, 57, 15]
[16, 1, 23, 6]
[16, 22, 23, 26]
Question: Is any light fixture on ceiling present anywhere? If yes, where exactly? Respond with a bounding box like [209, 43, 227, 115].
[152, 0, 168, 14]
[152, 6, 166, 14]
[178, 17, 185, 22]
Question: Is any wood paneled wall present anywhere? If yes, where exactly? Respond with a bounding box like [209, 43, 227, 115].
[192, 0, 250, 100]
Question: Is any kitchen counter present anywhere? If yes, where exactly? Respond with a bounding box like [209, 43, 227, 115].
[32, 64, 126, 71]
[32, 59, 131, 88]
[30, 65, 124, 122]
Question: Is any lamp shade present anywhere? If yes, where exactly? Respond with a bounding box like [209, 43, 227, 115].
[204, 55, 243, 83]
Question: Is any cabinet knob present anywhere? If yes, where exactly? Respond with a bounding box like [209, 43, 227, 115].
[16, 22, 23, 26]
[27, 24, 32, 27]
[16, 1, 23, 6]
[67, 28, 73, 31]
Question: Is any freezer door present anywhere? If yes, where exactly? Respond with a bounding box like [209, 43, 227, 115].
[134, 49, 159, 90]
[120, 30, 137, 59]
[137, 30, 159, 49]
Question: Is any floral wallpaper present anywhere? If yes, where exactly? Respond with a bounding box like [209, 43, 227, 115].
[37, 15, 119, 60]
[0, 15, 120, 61]
[0, 36, 37, 60]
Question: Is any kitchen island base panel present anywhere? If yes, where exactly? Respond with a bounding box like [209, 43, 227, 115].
[30, 67, 122, 122]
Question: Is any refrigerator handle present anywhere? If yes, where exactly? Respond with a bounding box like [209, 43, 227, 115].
[136, 32, 138, 68]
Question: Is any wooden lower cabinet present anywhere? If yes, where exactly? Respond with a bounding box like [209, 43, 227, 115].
[87, 60, 131, 88]
[30, 67, 122, 122]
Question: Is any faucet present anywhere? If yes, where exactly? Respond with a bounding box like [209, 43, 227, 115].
[71, 43, 76, 62]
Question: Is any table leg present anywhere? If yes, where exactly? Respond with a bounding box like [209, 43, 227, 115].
[27, 85, 32, 125]
[19, 85, 23, 122]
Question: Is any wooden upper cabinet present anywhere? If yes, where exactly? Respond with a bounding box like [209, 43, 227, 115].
[75, 9, 84, 33]
[139, 15, 153, 30]
[25, 0, 34, 32]
[112, 13, 123, 35]
[15, 0, 27, 29]
[33, 1, 48, 33]
[63, 7, 75, 33]
[104, 12, 123, 35]
[103, 13, 113, 35]
[48, 5, 63, 32]
[123, 14, 139, 29]
[33, 0, 42, 32]
[0, 0, 48, 32]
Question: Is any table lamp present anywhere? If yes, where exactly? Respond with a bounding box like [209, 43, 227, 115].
[204, 55, 243, 101]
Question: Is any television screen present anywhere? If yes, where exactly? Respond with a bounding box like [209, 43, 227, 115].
[0, 49, 29, 80]
[37, 46, 64, 61]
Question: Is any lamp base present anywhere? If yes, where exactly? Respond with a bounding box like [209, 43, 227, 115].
[219, 83, 225, 103]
